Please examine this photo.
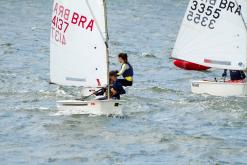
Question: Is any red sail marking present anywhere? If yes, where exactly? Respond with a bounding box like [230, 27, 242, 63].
[96, 79, 101, 87]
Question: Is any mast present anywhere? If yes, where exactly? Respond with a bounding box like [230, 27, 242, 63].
[103, 0, 110, 100]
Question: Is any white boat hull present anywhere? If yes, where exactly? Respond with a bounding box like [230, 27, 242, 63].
[191, 80, 247, 97]
[57, 99, 125, 116]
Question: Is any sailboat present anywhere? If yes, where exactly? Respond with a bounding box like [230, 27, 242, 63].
[50, 0, 125, 115]
[172, 0, 247, 97]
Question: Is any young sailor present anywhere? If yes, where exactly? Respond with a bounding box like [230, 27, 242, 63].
[116, 53, 134, 86]
[109, 71, 126, 99]
[222, 69, 246, 81]
[94, 71, 126, 100]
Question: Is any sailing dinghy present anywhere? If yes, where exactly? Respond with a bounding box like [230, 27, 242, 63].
[50, 0, 125, 115]
[172, 0, 247, 97]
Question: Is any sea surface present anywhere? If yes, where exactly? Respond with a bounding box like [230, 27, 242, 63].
[0, 0, 247, 164]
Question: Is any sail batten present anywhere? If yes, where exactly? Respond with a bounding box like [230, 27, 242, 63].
[50, 0, 108, 87]
[172, 0, 247, 70]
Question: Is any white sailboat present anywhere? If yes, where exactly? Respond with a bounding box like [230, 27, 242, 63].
[50, 0, 125, 115]
[172, 0, 247, 97]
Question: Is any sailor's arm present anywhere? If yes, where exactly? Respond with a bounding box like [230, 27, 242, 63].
[94, 87, 106, 96]
[222, 69, 228, 78]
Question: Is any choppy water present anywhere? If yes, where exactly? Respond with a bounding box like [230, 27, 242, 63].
[0, 0, 247, 164]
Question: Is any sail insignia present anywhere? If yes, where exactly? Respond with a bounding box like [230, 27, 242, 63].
[204, 59, 231, 66]
[66, 77, 86, 82]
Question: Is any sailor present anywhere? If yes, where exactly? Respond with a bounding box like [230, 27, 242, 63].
[222, 69, 246, 81]
[109, 71, 126, 100]
[94, 71, 126, 100]
[116, 53, 134, 86]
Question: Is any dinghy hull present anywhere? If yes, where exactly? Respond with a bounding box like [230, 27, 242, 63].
[191, 80, 247, 97]
[57, 99, 125, 116]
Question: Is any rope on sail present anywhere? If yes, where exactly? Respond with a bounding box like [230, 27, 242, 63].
[85, 0, 109, 48]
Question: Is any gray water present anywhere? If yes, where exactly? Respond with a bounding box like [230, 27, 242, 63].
[0, 0, 247, 164]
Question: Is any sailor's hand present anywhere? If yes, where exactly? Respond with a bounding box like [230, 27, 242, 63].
[222, 70, 227, 77]
[102, 87, 107, 92]
[114, 70, 119, 76]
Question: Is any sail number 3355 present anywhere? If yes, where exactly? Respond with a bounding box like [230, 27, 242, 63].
[187, 0, 220, 29]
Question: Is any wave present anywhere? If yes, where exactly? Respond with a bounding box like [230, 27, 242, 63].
[141, 52, 157, 58]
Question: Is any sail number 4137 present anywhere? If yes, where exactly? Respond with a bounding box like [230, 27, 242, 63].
[52, 15, 69, 33]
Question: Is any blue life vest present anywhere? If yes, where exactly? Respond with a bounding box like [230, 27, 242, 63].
[122, 62, 134, 78]
[230, 70, 246, 80]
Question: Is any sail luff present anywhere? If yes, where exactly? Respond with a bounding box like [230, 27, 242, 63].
[235, 0, 247, 30]
[234, 0, 247, 71]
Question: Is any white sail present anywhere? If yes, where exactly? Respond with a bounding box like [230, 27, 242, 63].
[172, 0, 247, 70]
[50, 0, 108, 87]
